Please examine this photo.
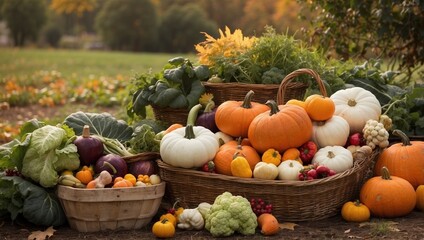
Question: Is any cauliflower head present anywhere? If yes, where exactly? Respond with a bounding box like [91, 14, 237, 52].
[205, 192, 257, 237]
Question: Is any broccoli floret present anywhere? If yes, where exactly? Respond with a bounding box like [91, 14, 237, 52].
[261, 67, 286, 84]
[205, 192, 257, 237]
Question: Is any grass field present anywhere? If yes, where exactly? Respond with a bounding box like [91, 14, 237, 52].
[0, 48, 196, 79]
[0, 48, 196, 143]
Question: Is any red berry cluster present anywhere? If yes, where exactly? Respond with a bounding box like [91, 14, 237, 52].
[4, 168, 22, 177]
[250, 198, 273, 216]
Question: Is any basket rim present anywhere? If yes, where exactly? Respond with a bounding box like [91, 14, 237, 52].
[157, 150, 378, 187]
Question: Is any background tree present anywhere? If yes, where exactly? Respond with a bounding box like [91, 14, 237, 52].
[302, 0, 424, 84]
[158, 3, 217, 53]
[95, 0, 158, 51]
[1, 0, 47, 46]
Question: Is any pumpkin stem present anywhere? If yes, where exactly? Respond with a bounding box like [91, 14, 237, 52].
[347, 99, 357, 107]
[184, 124, 196, 139]
[392, 129, 411, 146]
[82, 125, 91, 138]
[240, 90, 255, 109]
[187, 104, 203, 126]
[265, 100, 280, 116]
[380, 166, 392, 180]
[354, 199, 362, 207]
[327, 151, 336, 159]
[204, 101, 215, 113]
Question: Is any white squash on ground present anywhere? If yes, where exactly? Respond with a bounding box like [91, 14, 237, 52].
[277, 160, 303, 180]
[330, 87, 381, 134]
[160, 125, 219, 168]
[312, 146, 353, 173]
[312, 115, 350, 148]
[177, 208, 205, 230]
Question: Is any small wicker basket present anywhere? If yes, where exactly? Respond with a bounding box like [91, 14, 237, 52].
[56, 183, 165, 232]
[153, 70, 313, 125]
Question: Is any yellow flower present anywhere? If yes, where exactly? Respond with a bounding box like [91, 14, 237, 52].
[195, 26, 257, 66]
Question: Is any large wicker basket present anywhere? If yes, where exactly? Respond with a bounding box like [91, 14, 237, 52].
[157, 150, 378, 222]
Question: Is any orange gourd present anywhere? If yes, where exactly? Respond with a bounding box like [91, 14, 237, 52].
[257, 213, 280, 236]
[360, 167, 416, 218]
[214, 139, 261, 176]
[215, 90, 268, 138]
[374, 129, 424, 189]
[160, 213, 177, 227]
[248, 100, 313, 153]
[286, 99, 306, 109]
[124, 173, 137, 186]
[75, 166, 93, 184]
[164, 123, 183, 134]
[261, 148, 281, 166]
[282, 148, 302, 163]
[304, 94, 335, 121]
[112, 177, 133, 188]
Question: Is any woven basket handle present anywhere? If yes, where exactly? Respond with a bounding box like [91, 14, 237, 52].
[277, 68, 327, 105]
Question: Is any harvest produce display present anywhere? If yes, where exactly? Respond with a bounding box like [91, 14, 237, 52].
[1, 27, 423, 238]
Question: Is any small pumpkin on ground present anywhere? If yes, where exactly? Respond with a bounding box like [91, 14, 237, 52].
[374, 129, 424, 189]
[257, 213, 280, 236]
[152, 219, 175, 238]
[341, 200, 370, 222]
[360, 167, 416, 218]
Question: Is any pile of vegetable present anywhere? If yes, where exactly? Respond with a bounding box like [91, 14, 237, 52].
[0, 111, 165, 226]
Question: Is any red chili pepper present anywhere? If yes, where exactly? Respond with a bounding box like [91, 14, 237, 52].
[298, 141, 317, 165]
[201, 161, 215, 173]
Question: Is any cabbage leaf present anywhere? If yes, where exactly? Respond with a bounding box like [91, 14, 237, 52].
[0, 176, 66, 226]
[64, 111, 133, 142]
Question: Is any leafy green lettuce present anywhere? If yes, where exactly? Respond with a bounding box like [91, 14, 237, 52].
[0, 176, 66, 226]
[20, 125, 80, 188]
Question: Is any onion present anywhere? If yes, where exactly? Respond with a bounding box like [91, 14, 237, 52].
[94, 154, 128, 178]
[128, 160, 156, 176]
[74, 125, 104, 166]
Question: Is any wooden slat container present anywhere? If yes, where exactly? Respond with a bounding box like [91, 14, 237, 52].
[56, 182, 165, 232]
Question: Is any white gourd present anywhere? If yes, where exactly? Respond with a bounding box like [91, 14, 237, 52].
[312, 146, 353, 173]
[312, 115, 350, 148]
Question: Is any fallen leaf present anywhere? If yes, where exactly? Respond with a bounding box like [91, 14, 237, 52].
[28, 226, 56, 240]
[279, 222, 298, 230]
[345, 228, 351, 233]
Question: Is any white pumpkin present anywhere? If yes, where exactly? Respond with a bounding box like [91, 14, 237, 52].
[312, 115, 350, 148]
[330, 87, 381, 133]
[277, 160, 303, 180]
[253, 162, 279, 180]
[160, 125, 219, 168]
[312, 146, 353, 173]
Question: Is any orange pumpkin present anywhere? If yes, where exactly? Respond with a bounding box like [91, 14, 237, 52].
[304, 94, 335, 121]
[113, 177, 133, 188]
[282, 148, 302, 163]
[75, 166, 93, 184]
[214, 140, 261, 176]
[416, 185, 424, 211]
[360, 167, 416, 218]
[374, 129, 424, 189]
[248, 100, 313, 153]
[215, 90, 268, 138]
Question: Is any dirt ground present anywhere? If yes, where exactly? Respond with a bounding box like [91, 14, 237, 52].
[1, 209, 424, 240]
[1, 105, 424, 239]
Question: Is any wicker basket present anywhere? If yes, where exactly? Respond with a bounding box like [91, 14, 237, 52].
[203, 81, 308, 106]
[157, 150, 378, 222]
[152, 105, 189, 126]
[56, 183, 165, 232]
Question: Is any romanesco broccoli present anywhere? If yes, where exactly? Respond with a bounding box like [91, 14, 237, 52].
[205, 192, 257, 237]
[261, 67, 285, 84]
